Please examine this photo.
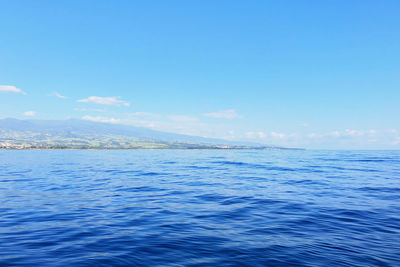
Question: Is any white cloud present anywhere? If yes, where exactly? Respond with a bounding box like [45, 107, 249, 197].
[130, 112, 160, 118]
[223, 130, 236, 140]
[246, 131, 266, 139]
[391, 136, 400, 145]
[329, 131, 341, 137]
[270, 131, 286, 139]
[50, 92, 67, 99]
[262, 129, 400, 149]
[74, 108, 106, 112]
[344, 129, 364, 137]
[386, 129, 398, 134]
[168, 115, 198, 122]
[203, 109, 240, 119]
[82, 115, 161, 129]
[385, 130, 400, 145]
[307, 133, 321, 139]
[79, 116, 400, 148]
[0, 85, 26, 95]
[77, 96, 130, 106]
[82, 115, 121, 124]
[329, 129, 369, 138]
[23, 111, 36, 117]
[81, 115, 215, 138]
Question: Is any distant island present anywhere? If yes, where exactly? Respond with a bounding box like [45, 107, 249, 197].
[0, 118, 302, 150]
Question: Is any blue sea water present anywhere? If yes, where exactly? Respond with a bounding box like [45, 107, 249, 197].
[0, 150, 399, 267]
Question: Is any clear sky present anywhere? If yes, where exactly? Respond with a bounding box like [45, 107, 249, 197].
[1, 0, 399, 149]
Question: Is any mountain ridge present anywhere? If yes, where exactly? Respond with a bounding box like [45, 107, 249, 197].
[0, 118, 298, 150]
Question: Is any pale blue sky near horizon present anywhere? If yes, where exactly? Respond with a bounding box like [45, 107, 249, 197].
[1, 0, 399, 149]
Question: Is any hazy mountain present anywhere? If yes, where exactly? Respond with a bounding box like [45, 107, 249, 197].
[0, 118, 289, 149]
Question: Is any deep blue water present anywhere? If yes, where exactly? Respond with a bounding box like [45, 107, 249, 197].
[0, 150, 400, 266]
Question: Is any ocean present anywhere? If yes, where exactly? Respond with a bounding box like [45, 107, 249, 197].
[0, 150, 399, 266]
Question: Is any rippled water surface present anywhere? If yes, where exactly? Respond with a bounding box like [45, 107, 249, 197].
[1, 150, 400, 266]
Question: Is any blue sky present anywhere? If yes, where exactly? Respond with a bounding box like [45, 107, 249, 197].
[1, 0, 399, 149]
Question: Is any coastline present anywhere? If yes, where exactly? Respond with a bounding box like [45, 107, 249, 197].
[0, 146, 304, 150]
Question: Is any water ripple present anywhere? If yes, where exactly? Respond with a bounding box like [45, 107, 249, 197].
[0, 150, 399, 266]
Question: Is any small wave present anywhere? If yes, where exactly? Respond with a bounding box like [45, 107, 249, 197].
[1, 149, 400, 266]
[135, 171, 168, 176]
[212, 160, 303, 172]
[116, 186, 164, 192]
[357, 186, 400, 193]
[212, 160, 252, 166]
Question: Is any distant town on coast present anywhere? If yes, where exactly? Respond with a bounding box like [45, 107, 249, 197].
[0, 118, 303, 150]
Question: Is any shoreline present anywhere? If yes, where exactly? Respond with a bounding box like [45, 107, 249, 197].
[0, 147, 304, 150]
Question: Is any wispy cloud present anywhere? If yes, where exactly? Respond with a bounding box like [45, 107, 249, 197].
[224, 130, 236, 140]
[344, 129, 364, 137]
[246, 131, 266, 139]
[80, 114, 400, 149]
[268, 129, 378, 141]
[203, 109, 240, 119]
[129, 112, 160, 118]
[270, 131, 287, 139]
[328, 129, 371, 138]
[77, 96, 130, 106]
[168, 115, 198, 122]
[81, 115, 212, 137]
[50, 92, 67, 99]
[82, 115, 160, 128]
[244, 128, 400, 149]
[82, 115, 121, 124]
[392, 137, 400, 145]
[0, 85, 26, 95]
[74, 108, 106, 112]
[23, 111, 36, 117]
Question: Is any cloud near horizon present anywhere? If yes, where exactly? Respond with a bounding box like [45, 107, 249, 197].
[245, 131, 266, 139]
[203, 109, 240, 119]
[77, 96, 130, 106]
[0, 85, 26, 95]
[129, 112, 160, 118]
[81, 115, 214, 137]
[168, 115, 198, 122]
[82, 115, 122, 124]
[79, 115, 400, 148]
[242, 128, 400, 149]
[23, 111, 36, 117]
